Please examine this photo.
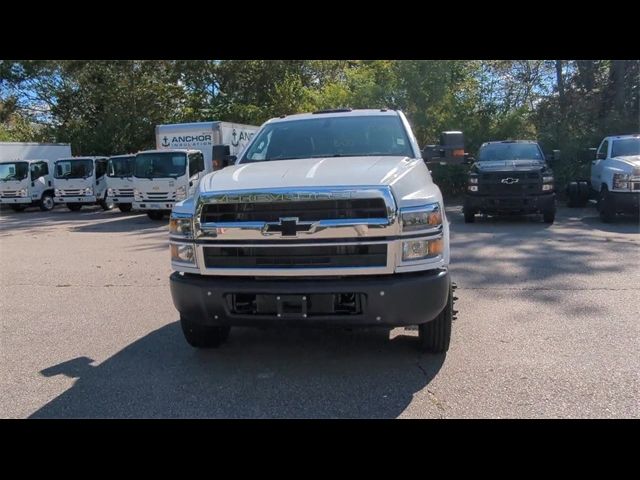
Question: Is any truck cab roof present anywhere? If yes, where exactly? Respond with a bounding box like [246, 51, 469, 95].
[56, 156, 108, 161]
[267, 108, 400, 124]
[109, 154, 135, 159]
[0, 158, 49, 164]
[136, 149, 200, 155]
[603, 134, 640, 141]
[481, 140, 539, 146]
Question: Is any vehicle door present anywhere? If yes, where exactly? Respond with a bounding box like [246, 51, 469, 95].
[29, 161, 50, 201]
[187, 151, 205, 197]
[591, 139, 609, 191]
[95, 158, 108, 198]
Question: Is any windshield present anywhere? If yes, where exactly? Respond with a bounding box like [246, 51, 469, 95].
[611, 138, 640, 157]
[241, 115, 414, 162]
[478, 143, 543, 162]
[134, 152, 187, 178]
[54, 159, 94, 179]
[108, 156, 135, 177]
[0, 162, 29, 181]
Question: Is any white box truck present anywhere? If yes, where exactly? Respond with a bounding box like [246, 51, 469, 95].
[53, 156, 114, 211]
[132, 121, 259, 220]
[106, 154, 136, 212]
[155, 121, 259, 171]
[0, 142, 72, 211]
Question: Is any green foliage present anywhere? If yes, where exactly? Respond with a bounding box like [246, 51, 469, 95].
[2, 59, 638, 196]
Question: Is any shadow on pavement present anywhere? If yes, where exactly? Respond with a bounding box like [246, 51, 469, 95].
[31, 323, 443, 418]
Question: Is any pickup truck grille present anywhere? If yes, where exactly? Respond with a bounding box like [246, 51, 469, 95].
[202, 244, 387, 269]
[478, 172, 541, 196]
[201, 198, 388, 223]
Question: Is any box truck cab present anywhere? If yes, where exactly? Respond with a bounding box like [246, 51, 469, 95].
[132, 149, 206, 220]
[53, 156, 114, 211]
[0, 159, 56, 211]
[106, 154, 136, 212]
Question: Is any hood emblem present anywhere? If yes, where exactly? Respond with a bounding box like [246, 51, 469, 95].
[263, 217, 314, 237]
[501, 177, 519, 184]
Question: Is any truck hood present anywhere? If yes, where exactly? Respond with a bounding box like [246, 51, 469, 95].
[200, 156, 420, 192]
[613, 155, 640, 169]
[475, 159, 546, 172]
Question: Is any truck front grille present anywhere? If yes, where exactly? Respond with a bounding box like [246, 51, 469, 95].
[201, 198, 388, 223]
[144, 192, 174, 201]
[478, 172, 541, 196]
[114, 188, 134, 196]
[0, 191, 18, 198]
[59, 189, 84, 196]
[202, 244, 387, 269]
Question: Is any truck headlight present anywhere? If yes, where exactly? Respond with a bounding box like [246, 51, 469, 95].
[170, 243, 195, 264]
[134, 189, 142, 201]
[542, 184, 553, 191]
[402, 237, 444, 261]
[107, 188, 114, 196]
[169, 215, 193, 237]
[401, 203, 442, 231]
[468, 185, 478, 192]
[55, 189, 62, 197]
[613, 173, 630, 190]
[84, 187, 93, 196]
[175, 185, 187, 201]
[468, 176, 478, 184]
[543, 175, 554, 183]
[17, 189, 28, 197]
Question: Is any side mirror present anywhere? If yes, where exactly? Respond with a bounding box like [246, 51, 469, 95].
[222, 155, 237, 168]
[464, 154, 475, 165]
[212, 144, 232, 170]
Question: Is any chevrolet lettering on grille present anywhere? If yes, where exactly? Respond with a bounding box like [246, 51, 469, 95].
[262, 217, 314, 237]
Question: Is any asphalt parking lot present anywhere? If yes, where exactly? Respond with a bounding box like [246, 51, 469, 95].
[0, 204, 638, 418]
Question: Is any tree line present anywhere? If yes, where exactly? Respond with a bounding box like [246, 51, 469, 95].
[1, 60, 638, 190]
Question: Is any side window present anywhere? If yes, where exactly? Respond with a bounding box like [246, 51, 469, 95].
[188, 152, 204, 177]
[597, 140, 609, 159]
[40, 162, 49, 176]
[30, 163, 42, 180]
[95, 159, 107, 178]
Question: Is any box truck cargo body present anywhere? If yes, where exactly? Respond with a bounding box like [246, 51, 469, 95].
[155, 122, 259, 172]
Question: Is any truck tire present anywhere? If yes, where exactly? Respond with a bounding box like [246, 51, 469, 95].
[11, 205, 26, 212]
[39, 193, 54, 211]
[118, 203, 132, 213]
[463, 209, 475, 223]
[418, 281, 453, 353]
[542, 208, 555, 224]
[100, 195, 114, 211]
[67, 204, 82, 212]
[567, 181, 589, 208]
[180, 315, 230, 348]
[147, 211, 164, 220]
[598, 186, 615, 223]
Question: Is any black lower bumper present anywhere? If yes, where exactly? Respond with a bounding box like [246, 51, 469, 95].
[464, 193, 555, 214]
[169, 269, 450, 327]
[609, 191, 640, 213]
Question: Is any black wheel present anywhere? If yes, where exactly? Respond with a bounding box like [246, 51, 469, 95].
[147, 211, 164, 220]
[542, 208, 555, 224]
[418, 281, 453, 353]
[118, 203, 132, 213]
[463, 209, 475, 223]
[11, 205, 26, 212]
[567, 182, 580, 207]
[100, 195, 114, 211]
[598, 187, 615, 223]
[180, 315, 230, 348]
[67, 203, 82, 211]
[39, 193, 54, 211]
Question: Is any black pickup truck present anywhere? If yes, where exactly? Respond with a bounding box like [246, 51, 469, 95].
[463, 140, 557, 224]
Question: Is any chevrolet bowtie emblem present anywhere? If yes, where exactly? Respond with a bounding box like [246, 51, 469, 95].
[263, 217, 313, 236]
[501, 177, 519, 184]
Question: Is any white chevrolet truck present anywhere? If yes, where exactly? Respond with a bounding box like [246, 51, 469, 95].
[168, 109, 455, 352]
[567, 134, 640, 221]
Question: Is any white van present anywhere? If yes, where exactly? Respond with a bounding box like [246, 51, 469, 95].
[53, 156, 114, 211]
